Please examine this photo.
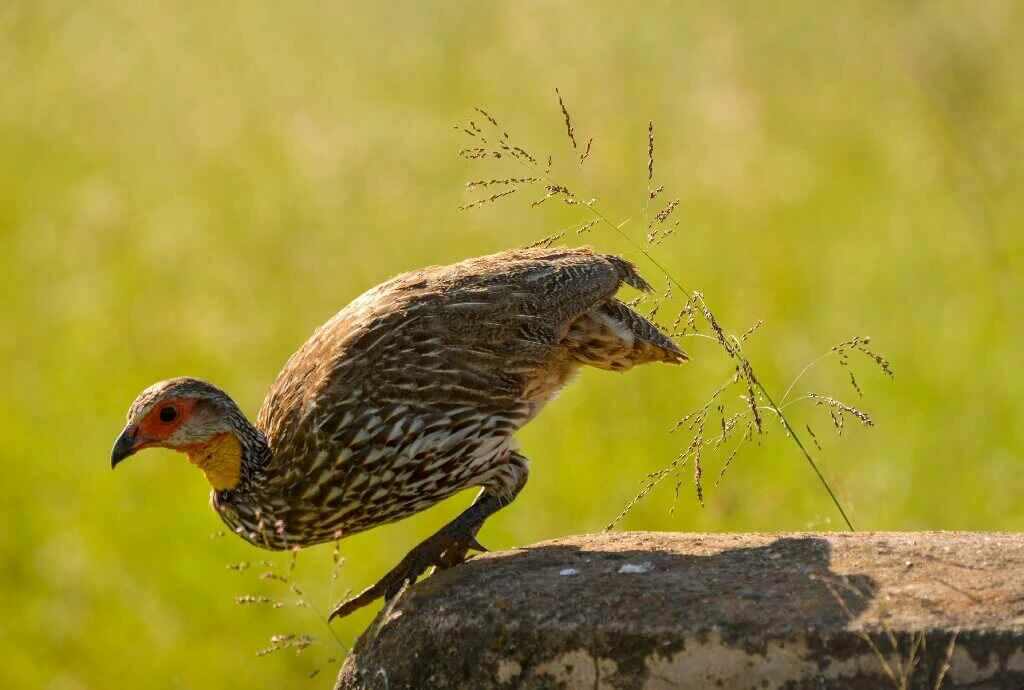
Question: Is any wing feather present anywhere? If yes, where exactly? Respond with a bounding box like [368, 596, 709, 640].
[256, 246, 647, 463]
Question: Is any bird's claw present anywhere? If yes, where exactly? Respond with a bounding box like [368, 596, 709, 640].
[436, 534, 487, 570]
[327, 530, 486, 621]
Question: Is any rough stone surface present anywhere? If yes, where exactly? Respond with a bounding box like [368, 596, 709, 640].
[335, 532, 1024, 689]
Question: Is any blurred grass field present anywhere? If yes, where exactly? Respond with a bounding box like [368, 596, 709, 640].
[2, 1, 1022, 688]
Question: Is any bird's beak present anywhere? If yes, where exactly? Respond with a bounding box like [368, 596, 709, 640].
[111, 425, 141, 468]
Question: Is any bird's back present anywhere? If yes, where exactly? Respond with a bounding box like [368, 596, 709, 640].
[249, 246, 682, 539]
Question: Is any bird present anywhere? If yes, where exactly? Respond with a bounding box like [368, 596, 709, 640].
[111, 245, 687, 619]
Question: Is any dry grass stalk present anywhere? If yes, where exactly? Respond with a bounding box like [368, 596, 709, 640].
[678, 411, 707, 506]
[849, 370, 863, 396]
[524, 231, 566, 249]
[579, 137, 593, 164]
[458, 188, 517, 211]
[647, 121, 654, 183]
[455, 109, 539, 166]
[647, 198, 680, 244]
[231, 520, 347, 678]
[834, 336, 895, 378]
[605, 468, 671, 530]
[671, 372, 739, 433]
[503, 139, 538, 164]
[645, 299, 661, 322]
[819, 576, 902, 686]
[806, 424, 822, 450]
[474, 106, 499, 128]
[740, 361, 763, 434]
[256, 633, 315, 658]
[809, 393, 874, 428]
[653, 199, 679, 224]
[532, 183, 577, 207]
[235, 595, 275, 606]
[716, 420, 755, 486]
[453, 97, 891, 532]
[555, 88, 577, 150]
[458, 147, 495, 160]
[692, 436, 705, 504]
[818, 575, 955, 690]
[740, 319, 765, 343]
[693, 291, 735, 357]
[829, 407, 845, 435]
[933, 631, 959, 689]
[670, 296, 697, 335]
[466, 177, 539, 189]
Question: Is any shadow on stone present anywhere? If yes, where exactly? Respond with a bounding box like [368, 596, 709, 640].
[337, 532, 886, 689]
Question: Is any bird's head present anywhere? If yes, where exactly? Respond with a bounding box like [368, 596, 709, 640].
[111, 377, 251, 491]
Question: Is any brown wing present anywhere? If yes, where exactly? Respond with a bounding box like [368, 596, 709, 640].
[255, 246, 647, 449]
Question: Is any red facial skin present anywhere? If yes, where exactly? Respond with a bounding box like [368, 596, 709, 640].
[132, 397, 200, 450]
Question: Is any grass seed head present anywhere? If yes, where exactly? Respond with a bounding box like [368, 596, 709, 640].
[740, 319, 765, 343]
[809, 393, 874, 427]
[465, 177, 539, 189]
[235, 595, 274, 606]
[555, 88, 578, 150]
[579, 137, 593, 164]
[805, 424, 822, 451]
[740, 361, 763, 434]
[647, 120, 655, 182]
[848, 370, 863, 396]
[458, 188, 517, 211]
[524, 231, 566, 249]
[473, 106, 499, 128]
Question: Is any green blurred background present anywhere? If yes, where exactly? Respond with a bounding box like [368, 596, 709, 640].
[2, 1, 1022, 687]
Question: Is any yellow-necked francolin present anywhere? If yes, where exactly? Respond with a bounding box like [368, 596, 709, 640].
[112, 246, 686, 618]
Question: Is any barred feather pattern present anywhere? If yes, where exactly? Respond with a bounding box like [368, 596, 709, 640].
[214, 246, 684, 549]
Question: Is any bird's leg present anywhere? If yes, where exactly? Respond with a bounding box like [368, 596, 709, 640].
[433, 455, 529, 568]
[328, 452, 529, 621]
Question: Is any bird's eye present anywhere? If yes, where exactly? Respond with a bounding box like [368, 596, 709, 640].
[159, 406, 178, 423]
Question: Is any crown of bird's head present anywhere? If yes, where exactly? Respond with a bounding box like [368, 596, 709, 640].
[111, 377, 256, 490]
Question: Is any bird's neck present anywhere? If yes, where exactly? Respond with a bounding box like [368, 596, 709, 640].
[184, 433, 244, 490]
[186, 422, 271, 492]
[206, 420, 282, 547]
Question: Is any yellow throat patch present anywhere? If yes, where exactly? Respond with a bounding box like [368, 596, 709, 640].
[185, 433, 242, 490]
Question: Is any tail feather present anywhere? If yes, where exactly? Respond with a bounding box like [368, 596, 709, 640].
[562, 299, 687, 371]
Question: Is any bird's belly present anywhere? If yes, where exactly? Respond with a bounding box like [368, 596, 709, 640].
[321, 429, 519, 538]
[221, 409, 527, 548]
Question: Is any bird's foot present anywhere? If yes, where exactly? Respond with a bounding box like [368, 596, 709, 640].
[435, 531, 487, 569]
[328, 525, 487, 620]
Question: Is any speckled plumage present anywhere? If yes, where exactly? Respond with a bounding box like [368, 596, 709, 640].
[210, 246, 684, 551]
